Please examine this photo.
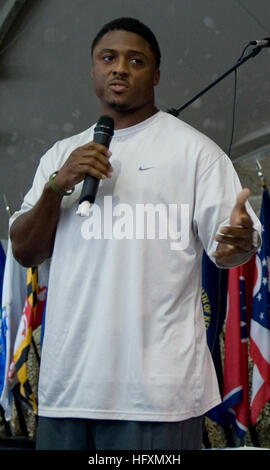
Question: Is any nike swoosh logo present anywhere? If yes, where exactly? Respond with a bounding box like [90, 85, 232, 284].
[138, 166, 155, 171]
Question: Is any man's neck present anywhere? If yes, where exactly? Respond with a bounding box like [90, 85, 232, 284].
[100, 105, 159, 130]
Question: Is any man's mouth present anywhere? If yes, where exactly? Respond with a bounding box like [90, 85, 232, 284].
[108, 80, 129, 93]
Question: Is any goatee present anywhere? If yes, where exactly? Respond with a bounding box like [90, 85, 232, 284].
[107, 100, 131, 111]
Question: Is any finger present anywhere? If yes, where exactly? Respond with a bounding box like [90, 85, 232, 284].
[79, 149, 113, 172]
[81, 141, 112, 157]
[76, 163, 112, 180]
[235, 187, 251, 208]
[230, 187, 253, 228]
[234, 213, 253, 229]
[240, 214, 253, 228]
[80, 159, 113, 178]
[219, 226, 253, 238]
[212, 244, 241, 259]
[215, 234, 251, 250]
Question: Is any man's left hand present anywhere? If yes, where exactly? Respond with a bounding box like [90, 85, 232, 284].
[212, 188, 255, 265]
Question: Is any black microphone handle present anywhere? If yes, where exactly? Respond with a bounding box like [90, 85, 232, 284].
[79, 174, 99, 205]
[79, 128, 113, 205]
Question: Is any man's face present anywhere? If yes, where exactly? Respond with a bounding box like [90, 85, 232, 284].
[91, 30, 160, 114]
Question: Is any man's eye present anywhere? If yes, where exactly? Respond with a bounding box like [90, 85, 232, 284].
[103, 55, 114, 62]
[130, 58, 143, 64]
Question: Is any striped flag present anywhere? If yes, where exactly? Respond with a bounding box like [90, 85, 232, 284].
[0, 241, 5, 306]
[250, 189, 270, 425]
[7, 264, 48, 413]
[0, 241, 7, 398]
[223, 255, 255, 439]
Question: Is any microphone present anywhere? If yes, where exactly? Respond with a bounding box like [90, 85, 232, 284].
[250, 37, 270, 47]
[76, 115, 114, 217]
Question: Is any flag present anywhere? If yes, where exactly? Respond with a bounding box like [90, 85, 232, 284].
[0, 241, 5, 305]
[250, 189, 270, 425]
[0, 239, 27, 420]
[0, 238, 49, 419]
[7, 263, 48, 413]
[40, 296, 47, 350]
[223, 255, 255, 439]
[0, 241, 7, 399]
[201, 251, 228, 424]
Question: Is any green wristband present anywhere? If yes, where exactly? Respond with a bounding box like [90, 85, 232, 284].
[48, 172, 74, 196]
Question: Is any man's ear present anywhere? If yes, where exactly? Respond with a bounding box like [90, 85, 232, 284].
[153, 68, 160, 86]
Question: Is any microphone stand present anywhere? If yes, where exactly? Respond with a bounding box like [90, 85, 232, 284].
[167, 45, 264, 117]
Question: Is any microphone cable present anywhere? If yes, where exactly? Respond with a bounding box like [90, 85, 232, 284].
[228, 40, 261, 158]
[228, 68, 238, 158]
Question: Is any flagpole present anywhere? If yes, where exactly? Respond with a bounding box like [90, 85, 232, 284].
[256, 160, 267, 190]
[3, 194, 12, 219]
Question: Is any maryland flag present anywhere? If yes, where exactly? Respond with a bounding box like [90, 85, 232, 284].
[7, 265, 47, 413]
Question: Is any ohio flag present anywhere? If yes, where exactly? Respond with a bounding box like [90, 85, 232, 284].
[223, 255, 255, 439]
[250, 189, 270, 425]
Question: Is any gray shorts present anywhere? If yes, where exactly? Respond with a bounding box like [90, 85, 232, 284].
[36, 416, 203, 450]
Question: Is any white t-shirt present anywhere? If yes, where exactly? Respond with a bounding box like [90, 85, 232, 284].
[10, 111, 261, 421]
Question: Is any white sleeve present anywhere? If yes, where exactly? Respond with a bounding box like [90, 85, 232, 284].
[194, 153, 261, 267]
[8, 127, 92, 231]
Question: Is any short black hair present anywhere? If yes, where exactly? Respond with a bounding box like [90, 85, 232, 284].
[91, 17, 161, 68]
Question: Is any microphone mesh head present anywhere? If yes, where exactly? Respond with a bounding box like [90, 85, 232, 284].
[96, 115, 114, 133]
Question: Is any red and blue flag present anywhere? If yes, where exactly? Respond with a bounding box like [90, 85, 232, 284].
[223, 255, 255, 439]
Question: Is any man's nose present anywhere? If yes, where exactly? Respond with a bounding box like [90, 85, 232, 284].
[112, 57, 128, 76]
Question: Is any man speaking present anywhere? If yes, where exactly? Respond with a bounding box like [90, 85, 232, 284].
[10, 17, 261, 450]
